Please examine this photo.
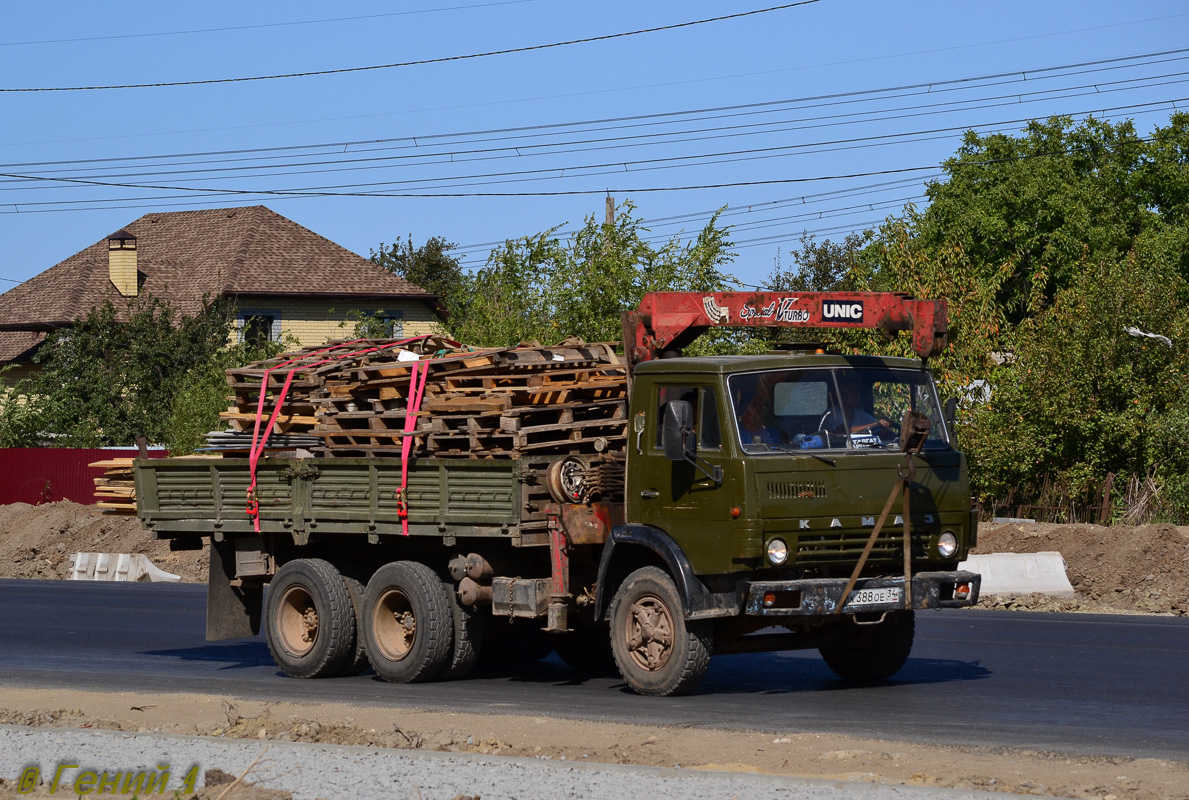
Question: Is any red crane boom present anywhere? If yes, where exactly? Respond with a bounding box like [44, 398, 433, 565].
[622, 291, 947, 370]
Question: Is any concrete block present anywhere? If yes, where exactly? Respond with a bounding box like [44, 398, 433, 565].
[69, 552, 180, 583]
[958, 552, 1074, 596]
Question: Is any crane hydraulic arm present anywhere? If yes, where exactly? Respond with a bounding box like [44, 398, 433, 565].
[622, 291, 948, 370]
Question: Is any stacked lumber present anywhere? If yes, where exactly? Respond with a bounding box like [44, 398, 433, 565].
[89, 458, 137, 514]
[90, 454, 225, 514]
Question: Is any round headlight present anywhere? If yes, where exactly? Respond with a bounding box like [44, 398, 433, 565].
[767, 538, 789, 565]
[937, 531, 958, 558]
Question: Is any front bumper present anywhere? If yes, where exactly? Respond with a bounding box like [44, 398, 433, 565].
[745, 570, 981, 616]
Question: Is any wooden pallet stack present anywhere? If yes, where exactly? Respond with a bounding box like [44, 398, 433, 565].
[215, 338, 448, 453]
[313, 339, 628, 459]
[216, 336, 629, 468]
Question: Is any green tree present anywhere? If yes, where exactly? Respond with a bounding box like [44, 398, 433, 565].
[914, 114, 1189, 322]
[446, 201, 738, 347]
[767, 232, 870, 294]
[962, 228, 1189, 516]
[371, 235, 464, 301]
[0, 295, 282, 451]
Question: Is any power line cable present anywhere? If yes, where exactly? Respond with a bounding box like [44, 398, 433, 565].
[0, 106, 1170, 204]
[2, 95, 1177, 200]
[0, 1, 545, 48]
[7, 69, 1182, 187]
[2, 10, 1184, 149]
[3, 45, 1180, 172]
[1, 2, 821, 92]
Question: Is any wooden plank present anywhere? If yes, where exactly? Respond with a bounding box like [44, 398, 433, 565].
[219, 411, 320, 426]
[421, 395, 512, 413]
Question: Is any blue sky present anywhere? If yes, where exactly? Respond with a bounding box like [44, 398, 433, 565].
[1, 0, 1186, 293]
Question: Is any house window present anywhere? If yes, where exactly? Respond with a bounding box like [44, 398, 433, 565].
[238, 309, 282, 346]
[356, 310, 404, 339]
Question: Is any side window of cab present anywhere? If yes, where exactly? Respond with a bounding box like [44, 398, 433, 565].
[655, 386, 722, 451]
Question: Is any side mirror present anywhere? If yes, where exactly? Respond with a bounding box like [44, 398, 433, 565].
[943, 397, 957, 431]
[662, 400, 695, 461]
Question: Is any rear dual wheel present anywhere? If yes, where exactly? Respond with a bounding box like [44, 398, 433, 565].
[265, 558, 356, 679]
[361, 561, 454, 683]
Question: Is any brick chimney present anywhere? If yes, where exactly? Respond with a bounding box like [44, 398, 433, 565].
[107, 229, 138, 297]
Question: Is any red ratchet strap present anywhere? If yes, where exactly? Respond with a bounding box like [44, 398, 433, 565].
[397, 359, 430, 536]
[246, 336, 428, 532]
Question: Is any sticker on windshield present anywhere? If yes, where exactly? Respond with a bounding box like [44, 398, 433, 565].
[849, 433, 882, 448]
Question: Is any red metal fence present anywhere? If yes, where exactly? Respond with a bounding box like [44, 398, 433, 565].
[0, 448, 167, 506]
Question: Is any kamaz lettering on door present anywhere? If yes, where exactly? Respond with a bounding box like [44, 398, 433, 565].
[822, 300, 864, 323]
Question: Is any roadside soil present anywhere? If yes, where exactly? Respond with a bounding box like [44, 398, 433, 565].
[0, 688, 1185, 800]
[1, 503, 1188, 799]
[971, 520, 1189, 616]
[0, 501, 207, 583]
[1, 501, 1186, 617]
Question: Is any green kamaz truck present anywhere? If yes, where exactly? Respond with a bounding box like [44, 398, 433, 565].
[135, 291, 980, 696]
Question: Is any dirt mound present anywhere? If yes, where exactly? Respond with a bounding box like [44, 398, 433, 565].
[973, 521, 1189, 616]
[0, 501, 207, 583]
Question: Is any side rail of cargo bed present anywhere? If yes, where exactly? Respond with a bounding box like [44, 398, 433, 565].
[136, 457, 523, 544]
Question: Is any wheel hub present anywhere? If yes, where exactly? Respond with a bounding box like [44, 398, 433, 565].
[278, 586, 319, 656]
[626, 596, 674, 671]
[300, 607, 319, 643]
[373, 589, 417, 661]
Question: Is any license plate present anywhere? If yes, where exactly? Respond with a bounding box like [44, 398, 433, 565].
[846, 586, 902, 607]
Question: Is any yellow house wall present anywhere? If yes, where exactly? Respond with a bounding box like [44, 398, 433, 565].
[232, 297, 442, 348]
[0, 363, 38, 391]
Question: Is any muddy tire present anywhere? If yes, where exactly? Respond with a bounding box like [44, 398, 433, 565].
[265, 559, 355, 679]
[608, 567, 712, 696]
[819, 610, 915, 682]
[361, 561, 454, 683]
[440, 580, 485, 680]
[335, 568, 371, 677]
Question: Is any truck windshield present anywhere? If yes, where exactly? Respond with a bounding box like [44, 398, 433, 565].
[728, 367, 951, 454]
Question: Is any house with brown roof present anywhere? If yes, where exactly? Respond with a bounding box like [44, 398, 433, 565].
[0, 206, 444, 384]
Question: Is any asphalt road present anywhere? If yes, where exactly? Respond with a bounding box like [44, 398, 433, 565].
[1, 579, 1186, 760]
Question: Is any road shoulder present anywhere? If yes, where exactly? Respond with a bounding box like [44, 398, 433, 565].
[0, 687, 1183, 799]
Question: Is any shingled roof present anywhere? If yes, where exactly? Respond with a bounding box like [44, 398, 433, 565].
[0, 206, 440, 340]
[0, 331, 45, 364]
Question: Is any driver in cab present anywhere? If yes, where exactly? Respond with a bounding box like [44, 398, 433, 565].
[823, 375, 892, 435]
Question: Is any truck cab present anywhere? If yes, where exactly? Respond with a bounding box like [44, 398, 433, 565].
[596, 352, 979, 695]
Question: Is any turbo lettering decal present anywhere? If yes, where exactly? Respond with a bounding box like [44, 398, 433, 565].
[822, 300, 864, 323]
[776, 297, 810, 323]
[737, 297, 811, 324]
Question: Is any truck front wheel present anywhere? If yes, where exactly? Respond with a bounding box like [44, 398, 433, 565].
[819, 610, 915, 682]
[265, 559, 355, 679]
[608, 567, 712, 696]
[361, 561, 454, 683]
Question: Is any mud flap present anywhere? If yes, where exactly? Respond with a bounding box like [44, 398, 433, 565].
[206, 538, 262, 641]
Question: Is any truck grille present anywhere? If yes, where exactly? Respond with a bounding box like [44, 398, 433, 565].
[767, 481, 827, 500]
[796, 529, 927, 565]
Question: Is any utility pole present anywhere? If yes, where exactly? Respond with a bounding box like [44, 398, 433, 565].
[602, 194, 615, 255]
